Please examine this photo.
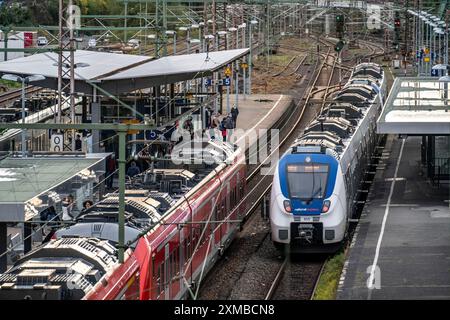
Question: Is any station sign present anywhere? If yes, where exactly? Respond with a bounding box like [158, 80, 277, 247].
[204, 78, 213, 86]
[224, 66, 232, 77]
[50, 133, 64, 152]
[240, 63, 249, 69]
[122, 119, 141, 134]
[223, 77, 231, 86]
[217, 78, 231, 86]
[147, 130, 162, 140]
[417, 51, 423, 59]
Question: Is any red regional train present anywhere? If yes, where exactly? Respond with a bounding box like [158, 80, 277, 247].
[0, 140, 246, 300]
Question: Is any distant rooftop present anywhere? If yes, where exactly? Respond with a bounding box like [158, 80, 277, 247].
[377, 77, 450, 134]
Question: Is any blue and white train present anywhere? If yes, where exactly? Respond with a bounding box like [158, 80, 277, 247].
[270, 63, 386, 253]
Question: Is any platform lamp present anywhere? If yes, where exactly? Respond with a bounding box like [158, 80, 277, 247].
[249, 20, 259, 95]
[189, 38, 201, 54]
[217, 31, 228, 51]
[147, 34, 157, 57]
[1, 74, 46, 157]
[188, 38, 201, 94]
[178, 26, 190, 54]
[238, 23, 247, 48]
[165, 30, 177, 55]
[436, 64, 450, 102]
[228, 27, 238, 49]
[199, 22, 206, 52]
[204, 34, 215, 57]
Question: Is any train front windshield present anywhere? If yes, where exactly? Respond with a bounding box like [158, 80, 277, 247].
[286, 164, 329, 200]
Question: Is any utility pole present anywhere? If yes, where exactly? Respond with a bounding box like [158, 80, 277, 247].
[57, 0, 77, 151]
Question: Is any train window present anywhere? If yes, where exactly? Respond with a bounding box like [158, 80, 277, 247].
[160, 262, 165, 294]
[239, 179, 245, 198]
[186, 238, 191, 260]
[174, 250, 179, 275]
[156, 264, 162, 296]
[231, 189, 235, 209]
[170, 252, 174, 280]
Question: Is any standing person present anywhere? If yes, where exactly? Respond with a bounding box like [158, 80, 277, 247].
[75, 134, 82, 151]
[205, 108, 212, 129]
[231, 104, 239, 129]
[220, 118, 227, 142]
[171, 121, 182, 144]
[210, 112, 220, 140]
[62, 195, 75, 221]
[127, 161, 141, 177]
[81, 200, 94, 215]
[183, 117, 194, 140]
[106, 154, 116, 190]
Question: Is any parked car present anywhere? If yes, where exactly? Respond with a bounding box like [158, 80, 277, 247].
[37, 36, 48, 46]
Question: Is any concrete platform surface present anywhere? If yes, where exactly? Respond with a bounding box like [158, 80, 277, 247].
[337, 136, 450, 300]
[233, 94, 293, 131]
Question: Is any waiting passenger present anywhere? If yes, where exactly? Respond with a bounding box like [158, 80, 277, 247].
[231, 105, 239, 128]
[83, 200, 93, 210]
[127, 161, 141, 177]
[75, 134, 82, 151]
[62, 195, 75, 221]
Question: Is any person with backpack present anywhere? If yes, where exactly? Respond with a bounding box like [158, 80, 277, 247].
[183, 117, 194, 140]
[231, 104, 239, 129]
[220, 118, 228, 142]
[210, 112, 221, 140]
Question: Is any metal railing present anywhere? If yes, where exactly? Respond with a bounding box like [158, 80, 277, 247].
[429, 157, 450, 187]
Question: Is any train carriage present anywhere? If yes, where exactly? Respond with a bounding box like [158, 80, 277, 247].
[0, 140, 246, 300]
[270, 63, 386, 253]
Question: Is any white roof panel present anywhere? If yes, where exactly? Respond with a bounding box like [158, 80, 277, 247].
[377, 77, 450, 134]
[104, 48, 249, 80]
[0, 50, 152, 81]
[0, 49, 249, 94]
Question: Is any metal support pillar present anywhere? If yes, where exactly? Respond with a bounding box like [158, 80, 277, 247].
[21, 78, 26, 157]
[0, 223, 6, 272]
[427, 135, 435, 178]
[118, 130, 127, 264]
[124, 0, 128, 43]
[91, 102, 101, 153]
[24, 223, 32, 254]
[421, 136, 427, 165]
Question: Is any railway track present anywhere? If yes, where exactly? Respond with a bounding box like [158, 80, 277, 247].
[199, 33, 386, 300]
[198, 38, 340, 300]
[0, 86, 41, 108]
[271, 55, 306, 78]
[265, 256, 325, 300]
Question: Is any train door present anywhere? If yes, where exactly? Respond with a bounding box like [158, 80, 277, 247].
[223, 181, 230, 236]
[212, 196, 220, 245]
[179, 228, 184, 296]
[164, 243, 170, 300]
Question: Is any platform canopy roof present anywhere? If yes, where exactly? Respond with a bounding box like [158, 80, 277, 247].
[0, 154, 108, 222]
[0, 48, 249, 95]
[377, 77, 450, 134]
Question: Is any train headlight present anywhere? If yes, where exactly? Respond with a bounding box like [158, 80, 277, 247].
[283, 200, 292, 213]
[322, 200, 331, 213]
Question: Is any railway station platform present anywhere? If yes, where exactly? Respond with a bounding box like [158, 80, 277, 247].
[234, 94, 293, 132]
[337, 135, 450, 300]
